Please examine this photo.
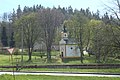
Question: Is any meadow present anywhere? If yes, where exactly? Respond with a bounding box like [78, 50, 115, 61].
[0, 51, 120, 80]
[0, 53, 120, 73]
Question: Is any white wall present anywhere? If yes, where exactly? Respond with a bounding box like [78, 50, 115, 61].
[65, 44, 81, 58]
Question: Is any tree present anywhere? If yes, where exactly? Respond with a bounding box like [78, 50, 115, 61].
[92, 10, 100, 20]
[90, 20, 104, 63]
[23, 6, 28, 13]
[33, 5, 36, 12]
[38, 8, 64, 62]
[15, 12, 40, 61]
[104, 0, 120, 48]
[64, 12, 89, 63]
[68, 6, 73, 14]
[9, 32, 15, 48]
[2, 13, 8, 21]
[1, 25, 8, 47]
[17, 5, 22, 19]
[11, 9, 17, 23]
[87, 19, 115, 63]
[103, 0, 120, 59]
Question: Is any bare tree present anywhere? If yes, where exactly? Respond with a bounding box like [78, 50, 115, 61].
[15, 12, 40, 61]
[104, 0, 120, 51]
[38, 8, 64, 62]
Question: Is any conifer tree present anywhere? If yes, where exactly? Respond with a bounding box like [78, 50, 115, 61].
[1, 26, 8, 47]
[9, 32, 15, 48]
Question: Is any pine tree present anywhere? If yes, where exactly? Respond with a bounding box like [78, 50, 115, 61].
[68, 6, 73, 14]
[17, 5, 22, 19]
[9, 32, 15, 48]
[33, 5, 36, 12]
[1, 26, 8, 47]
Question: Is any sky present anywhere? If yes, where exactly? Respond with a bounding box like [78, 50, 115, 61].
[0, 0, 111, 17]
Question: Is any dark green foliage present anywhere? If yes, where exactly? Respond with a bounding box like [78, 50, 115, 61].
[17, 5, 22, 19]
[9, 32, 15, 48]
[1, 26, 8, 47]
[68, 6, 73, 14]
[102, 12, 110, 24]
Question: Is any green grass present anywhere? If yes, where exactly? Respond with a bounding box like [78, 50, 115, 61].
[20, 68, 120, 73]
[0, 75, 120, 80]
[0, 67, 120, 73]
[0, 53, 120, 66]
[0, 53, 120, 74]
[0, 55, 12, 66]
[106, 57, 120, 64]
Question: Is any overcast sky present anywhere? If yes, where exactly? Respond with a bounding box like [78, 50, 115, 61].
[0, 0, 112, 16]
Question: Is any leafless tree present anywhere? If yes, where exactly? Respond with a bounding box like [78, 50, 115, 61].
[104, 0, 120, 48]
[38, 8, 64, 62]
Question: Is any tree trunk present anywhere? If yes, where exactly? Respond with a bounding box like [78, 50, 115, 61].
[28, 51, 32, 61]
[28, 46, 32, 61]
[98, 48, 101, 63]
[79, 30, 84, 63]
[47, 47, 51, 62]
[79, 45, 83, 63]
[103, 47, 109, 63]
[96, 47, 101, 63]
[80, 50, 83, 63]
[103, 53, 107, 63]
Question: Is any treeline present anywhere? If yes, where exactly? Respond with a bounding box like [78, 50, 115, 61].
[0, 1, 120, 63]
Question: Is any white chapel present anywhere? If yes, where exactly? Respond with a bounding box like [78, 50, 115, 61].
[59, 25, 81, 59]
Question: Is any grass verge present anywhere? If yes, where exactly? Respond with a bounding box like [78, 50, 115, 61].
[0, 75, 120, 80]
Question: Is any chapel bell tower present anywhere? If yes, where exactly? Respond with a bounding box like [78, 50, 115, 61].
[61, 25, 68, 43]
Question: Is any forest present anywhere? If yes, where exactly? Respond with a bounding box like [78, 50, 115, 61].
[0, 0, 120, 63]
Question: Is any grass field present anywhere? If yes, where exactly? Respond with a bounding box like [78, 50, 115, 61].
[0, 53, 119, 80]
[0, 53, 120, 74]
[0, 53, 120, 66]
[21, 68, 120, 73]
[0, 67, 120, 73]
[0, 75, 120, 80]
[0, 54, 119, 73]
